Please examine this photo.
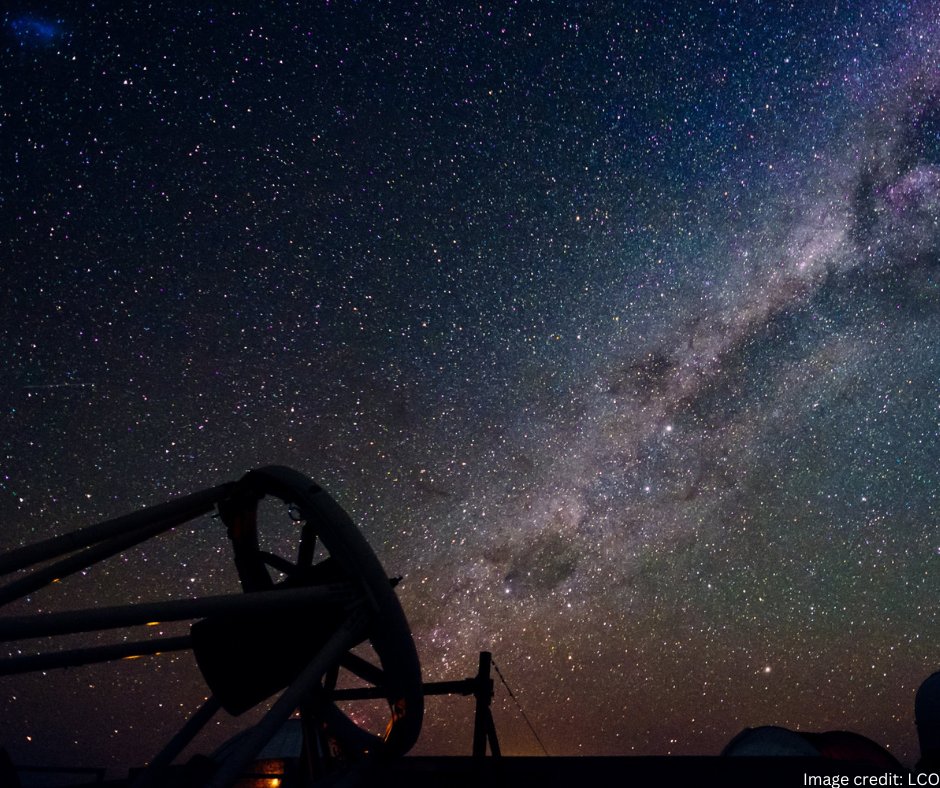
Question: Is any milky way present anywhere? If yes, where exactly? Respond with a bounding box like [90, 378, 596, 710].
[1, 1, 938, 773]
[406, 32, 940, 756]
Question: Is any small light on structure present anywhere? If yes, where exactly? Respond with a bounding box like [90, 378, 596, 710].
[244, 760, 286, 787]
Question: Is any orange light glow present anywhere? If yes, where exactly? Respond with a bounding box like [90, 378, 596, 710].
[239, 758, 286, 788]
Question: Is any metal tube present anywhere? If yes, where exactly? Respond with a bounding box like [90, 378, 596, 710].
[0, 484, 233, 576]
[0, 512, 206, 608]
[0, 583, 358, 641]
[422, 678, 479, 697]
[204, 609, 368, 788]
[329, 678, 476, 702]
[0, 635, 192, 675]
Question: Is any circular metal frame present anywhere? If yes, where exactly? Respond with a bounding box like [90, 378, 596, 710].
[0, 466, 423, 786]
[228, 465, 424, 758]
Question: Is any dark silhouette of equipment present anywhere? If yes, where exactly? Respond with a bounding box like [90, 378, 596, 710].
[8, 464, 938, 787]
[0, 466, 426, 786]
[916, 671, 940, 772]
[722, 725, 905, 769]
[327, 649, 501, 759]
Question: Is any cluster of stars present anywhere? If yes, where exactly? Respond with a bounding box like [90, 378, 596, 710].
[0, 0, 938, 774]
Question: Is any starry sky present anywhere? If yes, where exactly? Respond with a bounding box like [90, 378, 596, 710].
[1, 0, 939, 773]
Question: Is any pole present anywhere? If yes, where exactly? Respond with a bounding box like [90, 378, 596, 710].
[0, 485, 232, 576]
[0, 583, 357, 641]
[473, 651, 497, 758]
[0, 635, 192, 675]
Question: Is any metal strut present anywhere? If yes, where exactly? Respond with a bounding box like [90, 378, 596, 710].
[0, 466, 428, 788]
[327, 650, 502, 758]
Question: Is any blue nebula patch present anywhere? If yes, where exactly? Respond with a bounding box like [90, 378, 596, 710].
[7, 15, 66, 47]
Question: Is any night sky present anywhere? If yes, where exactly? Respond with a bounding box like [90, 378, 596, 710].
[1, 0, 939, 773]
